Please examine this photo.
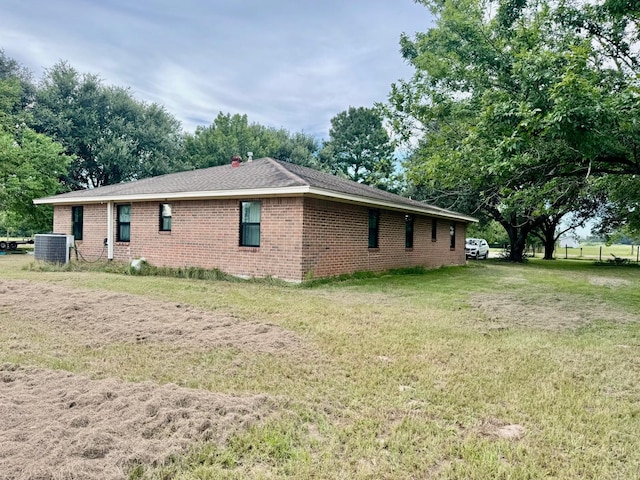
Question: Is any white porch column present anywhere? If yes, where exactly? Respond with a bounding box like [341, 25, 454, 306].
[107, 201, 114, 260]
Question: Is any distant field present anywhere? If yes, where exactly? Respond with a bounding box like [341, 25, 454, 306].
[488, 243, 639, 262]
[1, 255, 639, 478]
[555, 243, 638, 261]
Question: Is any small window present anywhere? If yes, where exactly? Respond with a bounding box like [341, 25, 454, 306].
[117, 205, 131, 242]
[72, 206, 83, 241]
[405, 214, 414, 248]
[368, 210, 379, 248]
[432, 219, 437, 241]
[240, 201, 261, 247]
[450, 222, 456, 249]
[159, 203, 172, 231]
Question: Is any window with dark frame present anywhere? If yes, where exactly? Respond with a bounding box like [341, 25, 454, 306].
[240, 201, 261, 247]
[368, 209, 379, 248]
[450, 222, 456, 249]
[72, 206, 83, 241]
[159, 203, 172, 231]
[405, 214, 414, 248]
[117, 204, 131, 242]
[432, 219, 437, 241]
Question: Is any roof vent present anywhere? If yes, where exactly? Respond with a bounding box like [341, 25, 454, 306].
[247, 152, 253, 162]
[231, 155, 242, 168]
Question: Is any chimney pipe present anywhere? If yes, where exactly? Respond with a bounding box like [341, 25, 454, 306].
[231, 155, 242, 168]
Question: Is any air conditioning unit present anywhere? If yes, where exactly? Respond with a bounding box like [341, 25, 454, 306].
[34, 234, 74, 263]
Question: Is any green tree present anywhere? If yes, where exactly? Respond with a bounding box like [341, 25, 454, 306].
[387, 0, 640, 261]
[268, 129, 321, 168]
[0, 53, 70, 234]
[590, 174, 640, 238]
[320, 106, 395, 188]
[183, 112, 321, 169]
[466, 220, 509, 246]
[0, 49, 35, 123]
[0, 127, 71, 233]
[31, 62, 184, 189]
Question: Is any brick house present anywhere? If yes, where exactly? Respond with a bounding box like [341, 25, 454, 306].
[34, 157, 476, 281]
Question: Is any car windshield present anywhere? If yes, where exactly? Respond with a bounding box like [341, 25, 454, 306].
[466, 239, 478, 245]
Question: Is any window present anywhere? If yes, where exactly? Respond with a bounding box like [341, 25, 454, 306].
[368, 210, 379, 248]
[405, 214, 414, 248]
[159, 203, 172, 231]
[72, 206, 83, 241]
[117, 205, 131, 242]
[432, 219, 437, 241]
[450, 222, 456, 249]
[240, 201, 261, 247]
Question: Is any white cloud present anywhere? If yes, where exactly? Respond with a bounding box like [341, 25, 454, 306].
[0, 0, 433, 139]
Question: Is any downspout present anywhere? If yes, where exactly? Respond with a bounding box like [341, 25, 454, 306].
[107, 201, 114, 260]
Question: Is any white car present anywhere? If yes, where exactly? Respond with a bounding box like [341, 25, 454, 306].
[465, 238, 489, 259]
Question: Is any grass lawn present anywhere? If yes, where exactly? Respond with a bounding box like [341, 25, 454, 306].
[1, 255, 639, 478]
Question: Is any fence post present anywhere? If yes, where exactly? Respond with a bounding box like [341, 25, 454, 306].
[565, 245, 568, 259]
[600, 246, 602, 262]
[580, 247, 583, 257]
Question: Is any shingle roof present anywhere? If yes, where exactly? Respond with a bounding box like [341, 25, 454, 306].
[35, 157, 476, 222]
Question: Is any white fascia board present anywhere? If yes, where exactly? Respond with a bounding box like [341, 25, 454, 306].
[33, 186, 312, 205]
[306, 187, 478, 223]
[34, 184, 477, 223]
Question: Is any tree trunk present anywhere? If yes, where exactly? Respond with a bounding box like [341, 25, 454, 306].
[510, 233, 527, 262]
[542, 229, 556, 260]
[543, 241, 555, 259]
[503, 223, 528, 262]
[536, 215, 562, 260]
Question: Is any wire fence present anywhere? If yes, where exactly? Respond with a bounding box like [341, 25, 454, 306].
[524, 244, 640, 263]
[556, 245, 640, 263]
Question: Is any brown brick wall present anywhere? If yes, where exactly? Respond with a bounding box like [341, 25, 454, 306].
[53, 204, 109, 260]
[52, 196, 467, 281]
[300, 198, 466, 278]
[126, 197, 304, 281]
[54, 199, 304, 280]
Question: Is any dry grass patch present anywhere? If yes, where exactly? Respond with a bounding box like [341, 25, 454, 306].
[0, 279, 309, 354]
[0, 276, 321, 478]
[588, 276, 633, 288]
[469, 291, 639, 331]
[0, 363, 276, 480]
[477, 418, 526, 441]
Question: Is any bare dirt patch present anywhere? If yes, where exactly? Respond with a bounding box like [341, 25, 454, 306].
[469, 292, 639, 331]
[477, 418, 526, 441]
[0, 363, 276, 480]
[0, 279, 306, 354]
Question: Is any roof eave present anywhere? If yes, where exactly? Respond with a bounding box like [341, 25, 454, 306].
[305, 187, 477, 223]
[33, 186, 313, 205]
[34, 185, 477, 223]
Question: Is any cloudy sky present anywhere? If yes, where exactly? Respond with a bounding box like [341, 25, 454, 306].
[1, 0, 433, 139]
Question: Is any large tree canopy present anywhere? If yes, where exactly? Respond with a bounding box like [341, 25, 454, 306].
[320, 106, 395, 188]
[0, 127, 71, 233]
[0, 52, 71, 234]
[388, 0, 640, 260]
[0, 50, 35, 123]
[31, 62, 185, 189]
[183, 112, 321, 169]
